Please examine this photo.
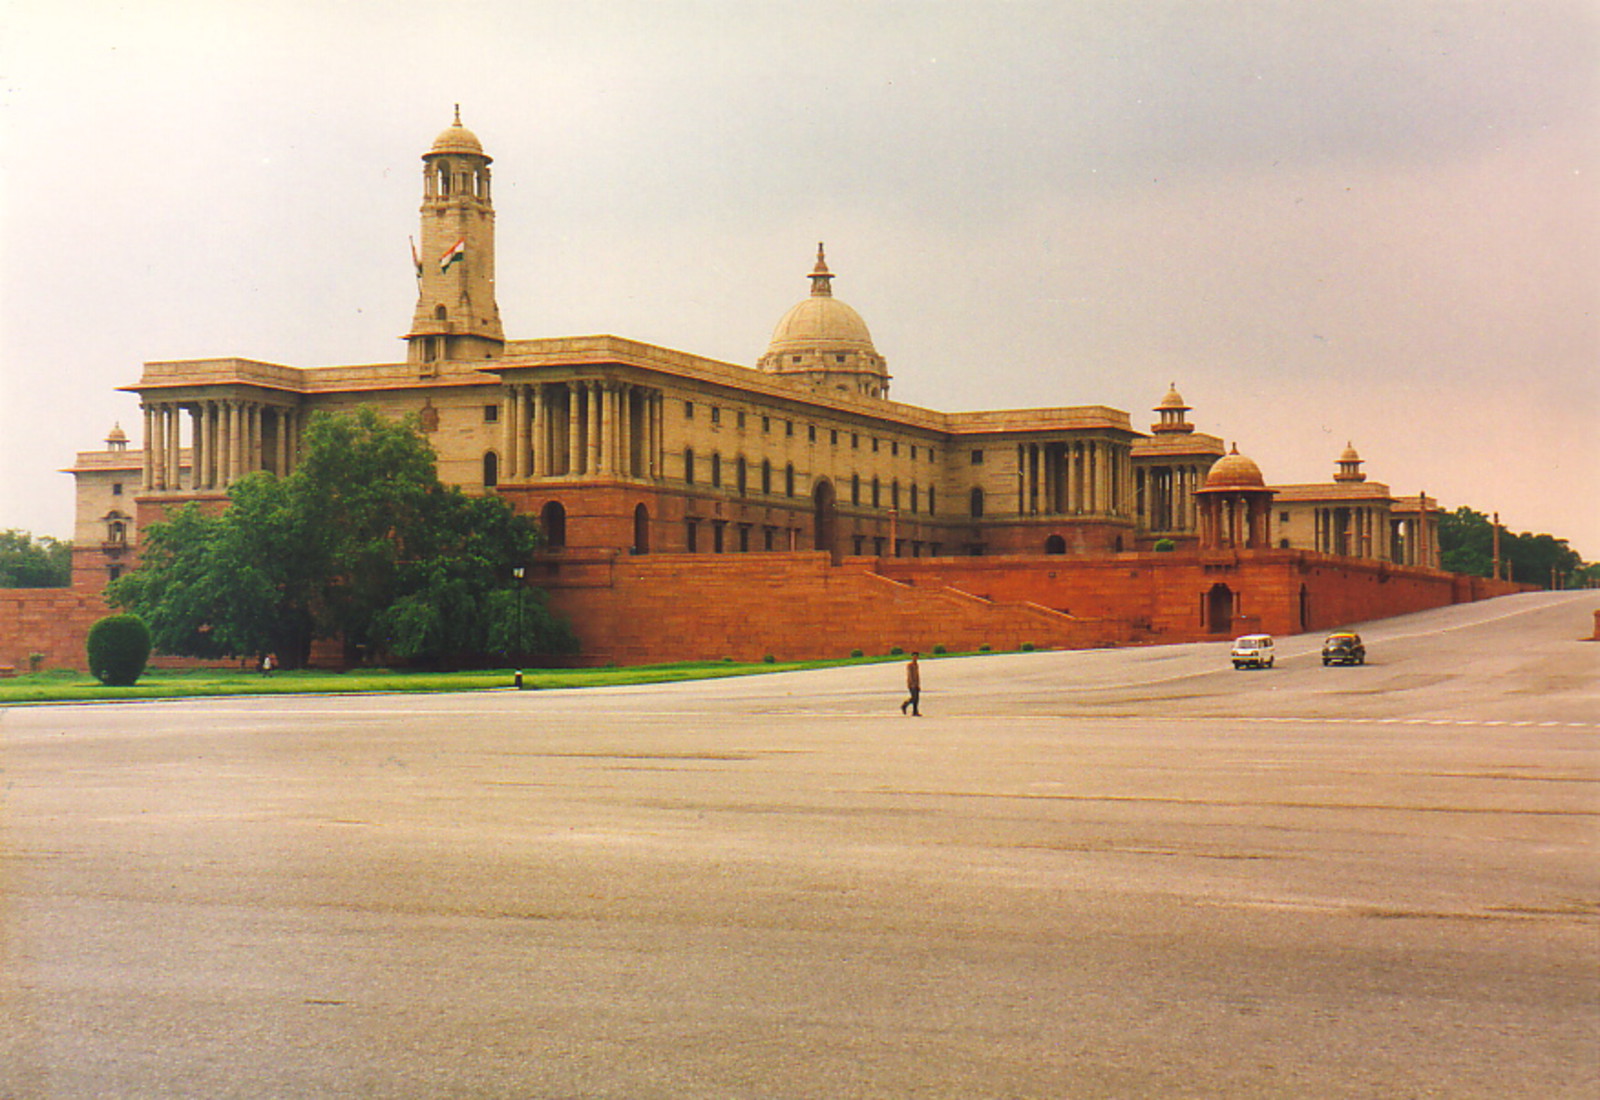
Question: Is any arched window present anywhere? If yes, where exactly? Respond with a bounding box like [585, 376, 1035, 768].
[107, 520, 126, 545]
[540, 500, 567, 549]
[711, 452, 722, 488]
[909, 483, 919, 514]
[633, 504, 650, 554]
[928, 486, 936, 515]
[761, 459, 772, 495]
[851, 473, 860, 505]
[482, 451, 499, 487]
[785, 464, 796, 497]
[871, 477, 881, 508]
[437, 161, 451, 195]
[684, 447, 695, 484]
[970, 487, 985, 518]
[891, 480, 900, 511]
[736, 456, 747, 496]
[434, 304, 447, 321]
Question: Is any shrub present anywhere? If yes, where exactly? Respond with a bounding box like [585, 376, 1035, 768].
[763, 654, 776, 664]
[28, 652, 44, 673]
[850, 648, 864, 659]
[932, 645, 947, 655]
[978, 644, 991, 653]
[890, 646, 904, 656]
[1153, 538, 1177, 553]
[1021, 642, 1036, 652]
[86, 614, 152, 686]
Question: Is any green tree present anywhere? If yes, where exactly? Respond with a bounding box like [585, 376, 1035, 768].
[0, 529, 73, 587]
[86, 613, 152, 686]
[1439, 506, 1588, 587]
[109, 407, 573, 666]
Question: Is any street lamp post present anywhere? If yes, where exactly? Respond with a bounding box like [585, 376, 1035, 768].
[512, 565, 525, 689]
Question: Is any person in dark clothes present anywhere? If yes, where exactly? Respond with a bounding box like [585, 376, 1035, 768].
[900, 652, 921, 716]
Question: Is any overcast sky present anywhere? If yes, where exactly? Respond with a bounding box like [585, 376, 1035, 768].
[3, 1, 1596, 557]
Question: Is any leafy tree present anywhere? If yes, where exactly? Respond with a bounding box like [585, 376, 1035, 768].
[109, 407, 574, 666]
[1439, 505, 1587, 587]
[0, 529, 73, 587]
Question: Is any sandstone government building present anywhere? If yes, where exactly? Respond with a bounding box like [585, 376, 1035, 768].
[15, 113, 1518, 669]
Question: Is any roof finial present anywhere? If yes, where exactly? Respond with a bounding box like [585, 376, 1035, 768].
[809, 242, 834, 297]
[453, 103, 462, 125]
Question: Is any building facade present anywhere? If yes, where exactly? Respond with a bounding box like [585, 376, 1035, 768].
[48, 114, 1487, 666]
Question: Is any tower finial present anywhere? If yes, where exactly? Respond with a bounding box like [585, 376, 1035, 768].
[809, 242, 834, 297]
[453, 103, 462, 125]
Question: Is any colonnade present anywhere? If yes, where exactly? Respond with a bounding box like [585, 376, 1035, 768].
[1197, 491, 1274, 550]
[500, 380, 665, 482]
[1016, 439, 1131, 517]
[141, 398, 301, 493]
[1136, 462, 1210, 533]
[1313, 505, 1386, 560]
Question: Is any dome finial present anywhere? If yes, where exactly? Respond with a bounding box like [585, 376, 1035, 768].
[453, 103, 462, 126]
[809, 242, 834, 298]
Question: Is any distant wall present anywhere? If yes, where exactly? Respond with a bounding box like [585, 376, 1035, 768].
[0, 588, 109, 672]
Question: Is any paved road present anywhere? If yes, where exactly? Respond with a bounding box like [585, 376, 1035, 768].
[2, 592, 1596, 1098]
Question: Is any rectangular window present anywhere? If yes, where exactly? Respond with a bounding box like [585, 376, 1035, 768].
[685, 401, 695, 418]
[852, 433, 860, 449]
[762, 416, 770, 433]
[785, 420, 794, 437]
[484, 404, 500, 423]
[711, 452, 722, 487]
[830, 429, 839, 446]
[711, 406, 721, 424]
[737, 411, 746, 429]
[971, 449, 984, 465]
[891, 441, 899, 456]
[872, 478, 881, 507]
[111, 482, 123, 496]
[684, 448, 695, 484]
[808, 425, 817, 443]
[872, 437, 880, 453]
[686, 519, 699, 552]
[910, 446, 917, 460]
[1280, 511, 1290, 523]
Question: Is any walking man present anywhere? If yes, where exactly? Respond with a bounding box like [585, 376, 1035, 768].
[900, 651, 922, 717]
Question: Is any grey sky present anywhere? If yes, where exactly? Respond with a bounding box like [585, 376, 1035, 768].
[3, 1, 1596, 556]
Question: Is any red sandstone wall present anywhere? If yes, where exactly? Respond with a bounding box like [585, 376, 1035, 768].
[540, 551, 1133, 664]
[0, 588, 111, 672]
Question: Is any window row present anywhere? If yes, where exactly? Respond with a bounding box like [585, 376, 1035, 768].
[681, 401, 938, 462]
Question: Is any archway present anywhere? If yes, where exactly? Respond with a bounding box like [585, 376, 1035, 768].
[1205, 583, 1234, 635]
[812, 479, 838, 562]
[1044, 534, 1066, 555]
[632, 503, 650, 554]
[540, 500, 567, 550]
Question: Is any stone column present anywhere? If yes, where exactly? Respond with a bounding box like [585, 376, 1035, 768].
[165, 404, 181, 490]
[141, 405, 155, 490]
[587, 381, 603, 475]
[566, 382, 583, 475]
[531, 384, 547, 477]
[501, 386, 518, 481]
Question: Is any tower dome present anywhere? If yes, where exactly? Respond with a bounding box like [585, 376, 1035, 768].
[1203, 444, 1267, 489]
[758, 244, 890, 398]
[1151, 383, 1195, 434]
[430, 105, 486, 158]
[1334, 442, 1366, 482]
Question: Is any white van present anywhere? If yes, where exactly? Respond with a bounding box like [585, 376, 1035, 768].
[1231, 634, 1275, 670]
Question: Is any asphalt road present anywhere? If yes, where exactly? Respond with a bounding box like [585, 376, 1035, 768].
[2, 591, 1596, 1098]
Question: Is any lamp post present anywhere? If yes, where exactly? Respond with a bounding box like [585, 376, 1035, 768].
[512, 565, 525, 689]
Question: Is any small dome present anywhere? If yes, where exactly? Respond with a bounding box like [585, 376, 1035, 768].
[1157, 384, 1188, 410]
[1339, 442, 1360, 464]
[106, 422, 127, 443]
[429, 106, 485, 157]
[1203, 445, 1267, 489]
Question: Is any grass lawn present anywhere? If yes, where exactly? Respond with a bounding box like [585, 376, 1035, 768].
[0, 653, 944, 705]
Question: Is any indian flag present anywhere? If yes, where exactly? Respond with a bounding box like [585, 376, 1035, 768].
[439, 237, 466, 273]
